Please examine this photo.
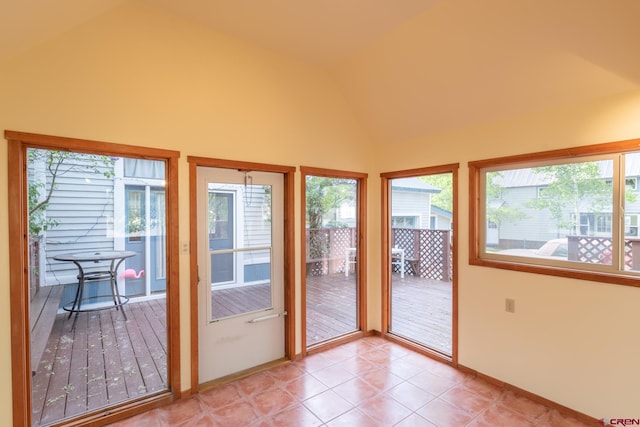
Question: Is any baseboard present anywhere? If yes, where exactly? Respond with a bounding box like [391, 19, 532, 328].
[458, 364, 599, 425]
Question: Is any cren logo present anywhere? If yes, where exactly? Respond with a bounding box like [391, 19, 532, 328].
[601, 419, 640, 426]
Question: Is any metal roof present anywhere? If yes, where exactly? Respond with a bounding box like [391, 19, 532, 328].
[391, 177, 441, 193]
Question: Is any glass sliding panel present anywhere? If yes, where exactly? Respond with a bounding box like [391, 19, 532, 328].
[27, 148, 168, 426]
[207, 182, 273, 321]
[305, 175, 358, 346]
[389, 174, 453, 356]
[484, 159, 614, 267]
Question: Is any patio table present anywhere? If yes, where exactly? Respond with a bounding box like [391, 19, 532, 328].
[54, 250, 135, 327]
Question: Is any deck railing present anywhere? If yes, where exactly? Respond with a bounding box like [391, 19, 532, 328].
[567, 235, 640, 270]
[305, 227, 452, 281]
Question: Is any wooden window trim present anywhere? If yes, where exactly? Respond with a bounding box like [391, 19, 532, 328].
[186, 156, 296, 391]
[300, 166, 368, 353]
[5, 130, 181, 426]
[380, 164, 459, 366]
[468, 137, 640, 288]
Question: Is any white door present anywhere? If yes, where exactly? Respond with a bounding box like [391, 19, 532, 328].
[197, 167, 285, 382]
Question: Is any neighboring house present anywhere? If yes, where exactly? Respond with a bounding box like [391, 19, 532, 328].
[32, 151, 271, 303]
[29, 153, 169, 304]
[489, 160, 640, 248]
[29, 152, 117, 304]
[391, 177, 441, 229]
[430, 205, 452, 230]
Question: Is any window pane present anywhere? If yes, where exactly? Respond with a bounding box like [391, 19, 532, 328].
[390, 174, 453, 356]
[305, 175, 359, 346]
[27, 148, 169, 426]
[207, 182, 274, 321]
[486, 160, 614, 266]
[624, 153, 640, 271]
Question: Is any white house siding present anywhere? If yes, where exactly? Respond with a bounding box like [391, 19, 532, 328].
[391, 191, 431, 229]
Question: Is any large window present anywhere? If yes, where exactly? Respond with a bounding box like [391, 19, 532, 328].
[7, 131, 180, 426]
[469, 138, 640, 287]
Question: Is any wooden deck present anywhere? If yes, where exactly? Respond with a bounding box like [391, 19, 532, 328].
[31, 275, 451, 425]
[306, 273, 359, 345]
[211, 283, 271, 319]
[31, 299, 168, 427]
[389, 274, 453, 355]
[305, 273, 452, 354]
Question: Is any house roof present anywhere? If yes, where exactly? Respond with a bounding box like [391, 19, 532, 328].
[431, 205, 452, 218]
[391, 177, 441, 194]
[2, 0, 640, 144]
[495, 157, 640, 188]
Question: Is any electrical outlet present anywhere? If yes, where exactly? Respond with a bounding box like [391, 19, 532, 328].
[181, 241, 189, 254]
[505, 298, 515, 313]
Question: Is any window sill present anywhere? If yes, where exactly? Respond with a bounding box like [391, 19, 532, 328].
[469, 256, 640, 288]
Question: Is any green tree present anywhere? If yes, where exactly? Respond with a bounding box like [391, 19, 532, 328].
[526, 162, 612, 234]
[305, 176, 356, 228]
[421, 173, 452, 212]
[485, 171, 527, 231]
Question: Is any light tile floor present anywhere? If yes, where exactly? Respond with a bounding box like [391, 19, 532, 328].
[110, 337, 595, 426]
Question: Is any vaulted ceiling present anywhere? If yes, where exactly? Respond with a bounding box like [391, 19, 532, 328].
[3, 0, 640, 143]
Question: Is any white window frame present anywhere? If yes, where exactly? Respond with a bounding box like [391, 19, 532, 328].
[392, 215, 420, 228]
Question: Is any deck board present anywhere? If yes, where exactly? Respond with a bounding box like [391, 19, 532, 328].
[32, 302, 168, 427]
[305, 273, 452, 353]
[66, 313, 89, 418]
[306, 274, 358, 345]
[211, 284, 271, 319]
[390, 275, 453, 355]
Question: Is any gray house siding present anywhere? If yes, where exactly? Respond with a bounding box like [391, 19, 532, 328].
[240, 185, 272, 282]
[41, 161, 116, 287]
[493, 185, 561, 246]
[490, 161, 640, 248]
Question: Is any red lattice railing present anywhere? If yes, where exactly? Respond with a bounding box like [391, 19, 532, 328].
[392, 228, 452, 282]
[306, 227, 357, 276]
[567, 235, 640, 270]
[305, 227, 453, 281]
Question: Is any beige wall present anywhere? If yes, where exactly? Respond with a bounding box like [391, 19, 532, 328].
[1, 0, 639, 422]
[373, 89, 640, 417]
[0, 1, 374, 421]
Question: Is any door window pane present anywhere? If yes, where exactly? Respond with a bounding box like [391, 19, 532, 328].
[207, 183, 273, 321]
